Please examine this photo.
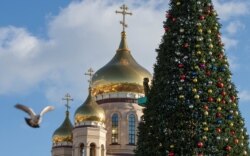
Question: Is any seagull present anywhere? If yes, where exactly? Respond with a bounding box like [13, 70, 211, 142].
[15, 104, 55, 128]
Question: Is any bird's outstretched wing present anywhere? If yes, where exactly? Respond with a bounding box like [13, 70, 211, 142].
[40, 106, 55, 116]
[15, 104, 36, 117]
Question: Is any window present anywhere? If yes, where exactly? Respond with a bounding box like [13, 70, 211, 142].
[90, 143, 96, 156]
[101, 144, 105, 156]
[80, 143, 84, 156]
[111, 113, 118, 144]
[128, 114, 135, 144]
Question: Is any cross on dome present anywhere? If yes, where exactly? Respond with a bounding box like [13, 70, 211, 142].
[115, 4, 132, 32]
[62, 93, 73, 112]
[85, 68, 94, 86]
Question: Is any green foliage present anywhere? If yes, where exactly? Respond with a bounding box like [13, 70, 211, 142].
[135, 0, 249, 155]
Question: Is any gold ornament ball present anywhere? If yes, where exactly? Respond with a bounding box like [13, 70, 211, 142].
[176, 2, 181, 5]
[195, 94, 200, 99]
[217, 107, 222, 111]
[207, 30, 212, 34]
[204, 127, 209, 131]
[217, 98, 221, 102]
[204, 111, 209, 115]
[202, 136, 207, 140]
[225, 138, 229, 142]
[243, 151, 247, 155]
[197, 22, 202, 27]
[198, 29, 203, 33]
[214, 26, 218, 30]
[195, 44, 201, 48]
[202, 122, 207, 125]
[192, 88, 197, 93]
[180, 28, 184, 33]
[208, 89, 213, 93]
[179, 95, 185, 99]
[230, 122, 234, 127]
[170, 144, 175, 148]
[195, 66, 200, 70]
[242, 136, 245, 139]
[209, 44, 214, 49]
[197, 51, 202, 55]
[193, 78, 198, 83]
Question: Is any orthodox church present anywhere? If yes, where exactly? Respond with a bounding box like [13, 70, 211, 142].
[51, 4, 152, 156]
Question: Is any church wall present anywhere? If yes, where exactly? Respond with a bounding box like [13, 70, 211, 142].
[100, 101, 143, 155]
[52, 146, 73, 156]
[72, 125, 107, 156]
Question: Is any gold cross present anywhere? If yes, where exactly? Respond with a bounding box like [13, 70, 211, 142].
[85, 68, 94, 86]
[62, 93, 73, 111]
[115, 4, 132, 32]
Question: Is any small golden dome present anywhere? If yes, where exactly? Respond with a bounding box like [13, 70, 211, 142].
[74, 88, 105, 124]
[52, 111, 73, 144]
[92, 31, 152, 95]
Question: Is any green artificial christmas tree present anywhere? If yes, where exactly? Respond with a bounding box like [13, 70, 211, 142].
[136, 0, 249, 155]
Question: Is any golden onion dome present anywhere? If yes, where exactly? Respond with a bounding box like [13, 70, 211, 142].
[52, 111, 73, 144]
[92, 31, 152, 95]
[74, 88, 105, 124]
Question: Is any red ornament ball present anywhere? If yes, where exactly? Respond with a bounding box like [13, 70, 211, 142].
[221, 91, 227, 96]
[216, 128, 221, 133]
[216, 112, 222, 118]
[183, 43, 189, 48]
[217, 82, 224, 88]
[197, 142, 204, 148]
[225, 145, 232, 151]
[234, 139, 239, 144]
[204, 105, 209, 110]
[200, 15, 205, 20]
[166, 13, 172, 18]
[180, 75, 186, 80]
[206, 71, 211, 76]
[168, 152, 174, 156]
[230, 130, 235, 135]
[208, 97, 214, 102]
[221, 100, 226, 104]
[231, 96, 236, 101]
[165, 27, 170, 32]
[178, 64, 184, 68]
[198, 154, 203, 156]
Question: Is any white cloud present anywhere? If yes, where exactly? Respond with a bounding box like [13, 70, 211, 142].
[222, 36, 238, 49]
[226, 21, 245, 35]
[0, 0, 165, 102]
[213, 0, 250, 21]
[239, 90, 250, 102]
[227, 55, 240, 71]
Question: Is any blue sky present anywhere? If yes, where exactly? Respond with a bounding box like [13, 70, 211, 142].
[0, 0, 250, 155]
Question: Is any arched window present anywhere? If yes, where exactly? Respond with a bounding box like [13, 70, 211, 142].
[79, 143, 84, 156]
[101, 144, 105, 156]
[111, 113, 118, 144]
[128, 114, 135, 144]
[90, 143, 96, 156]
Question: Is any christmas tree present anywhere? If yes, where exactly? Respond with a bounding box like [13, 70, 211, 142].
[136, 0, 249, 155]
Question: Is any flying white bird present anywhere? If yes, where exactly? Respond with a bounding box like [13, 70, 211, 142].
[15, 104, 55, 128]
